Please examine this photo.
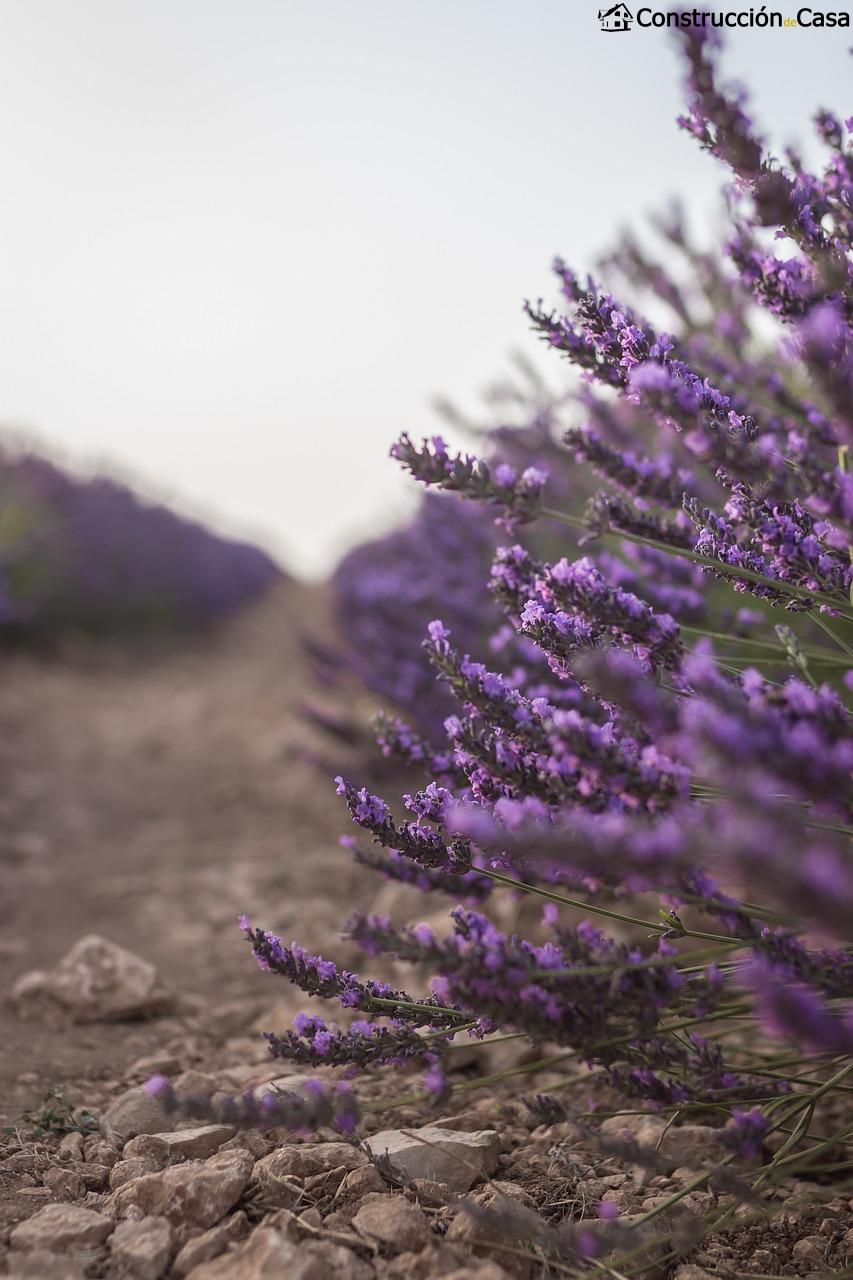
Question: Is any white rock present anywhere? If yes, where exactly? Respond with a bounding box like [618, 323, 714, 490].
[122, 1135, 170, 1165]
[184, 1231, 372, 1280]
[82, 1135, 120, 1167]
[9, 1202, 114, 1252]
[365, 1125, 500, 1192]
[150, 1125, 235, 1160]
[5, 1250, 89, 1279]
[253, 1141, 367, 1183]
[110, 1156, 163, 1189]
[11, 934, 173, 1022]
[58, 1132, 84, 1161]
[181, 1227, 303, 1278]
[42, 1165, 84, 1200]
[251, 1140, 367, 1207]
[599, 1117, 727, 1170]
[171, 1211, 249, 1277]
[657, 1125, 727, 1168]
[600, 1114, 667, 1148]
[447, 1183, 543, 1272]
[172, 1070, 222, 1099]
[338, 1166, 386, 1198]
[298, 1241, 375, 1279]
[109, 1216, 173, 1279]
[352, 1193, 430, 1251]
[100, 1086, 169, 1144]
[791, 1237, 825, 1265]
[107, 1148, 254, 1230]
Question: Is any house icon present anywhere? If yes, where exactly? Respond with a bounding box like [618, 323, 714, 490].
[598, 2, 633, 30]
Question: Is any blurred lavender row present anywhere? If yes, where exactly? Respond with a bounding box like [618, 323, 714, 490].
[0, 450, 281, 635]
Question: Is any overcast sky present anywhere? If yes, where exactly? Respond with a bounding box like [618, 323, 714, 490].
[0, 2, 849, 576]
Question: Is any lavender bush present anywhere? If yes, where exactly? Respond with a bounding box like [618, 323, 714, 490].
[0, 450, 280, 635]
[324, 374, 574, 735]
[159, 29, 852, 1273]
[329, 493, 501, 734]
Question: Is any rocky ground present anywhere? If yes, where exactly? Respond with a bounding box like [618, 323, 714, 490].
[0, 580, 850, 1279]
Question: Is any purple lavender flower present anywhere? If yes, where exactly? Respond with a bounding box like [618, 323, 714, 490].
[263, 1014, 444, 1071]
[539, 555, 683, 669]
[390, 433, 547, 528]
[350, 841, 492, 902]
[746, 958, 853, 1056]
[335, 776, 472, 872]
[240, 915, 461, 1024]
[147, 1072, 360, 1134]
[720, 472, 852, 602]
[684, 496, 817, 609]
[565, 422, 694, 508]
[723, 1108, 767, 1161]
[586, 490, 696, 551]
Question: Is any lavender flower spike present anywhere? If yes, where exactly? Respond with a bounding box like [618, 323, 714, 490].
[147, 1073, 360, 1134]
[239, 915, 462, 1024]
[390, 432, 547, 528]
[335, 775, 473, 872]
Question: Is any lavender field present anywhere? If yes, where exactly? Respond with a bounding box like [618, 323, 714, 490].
[1, 22, 852, 1280]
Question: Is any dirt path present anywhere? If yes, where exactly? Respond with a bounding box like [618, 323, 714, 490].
[1, 584, 850, 1277]
[0, 580, 365, 1131]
